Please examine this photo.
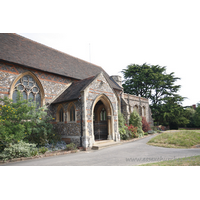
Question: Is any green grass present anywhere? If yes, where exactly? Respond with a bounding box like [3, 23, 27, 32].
[147, 130, 200, 148]
[140, 155, 200, 166]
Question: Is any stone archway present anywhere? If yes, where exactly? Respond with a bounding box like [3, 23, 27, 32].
[91, 94, 113, 141]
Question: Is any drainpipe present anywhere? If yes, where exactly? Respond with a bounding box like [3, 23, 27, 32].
[79, 96, 83, 147]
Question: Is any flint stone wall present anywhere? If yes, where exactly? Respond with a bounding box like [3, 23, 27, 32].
[50, 100, 81, 146]
[85, 73, 118, 138]
[0, 61, 72, 104]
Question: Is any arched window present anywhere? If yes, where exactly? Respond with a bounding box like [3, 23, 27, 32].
[11, 73, 43, 108]
[142, 106, 146, 118]
[134, 105, 139, 114]
[100, 108, 107, 121]
[70, 105, 75, 122]
[59, 107, 64, 122]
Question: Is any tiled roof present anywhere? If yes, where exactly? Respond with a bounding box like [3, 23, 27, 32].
[52, 76, 96, 104]
[0, 33, 122, 90]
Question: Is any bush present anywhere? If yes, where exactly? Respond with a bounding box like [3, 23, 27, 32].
[24, 105, 61, 146]
[126, 124, 138, 138]
[39, 147, 48, 154]
[0, 92, 36, 152]
[118, 111, 129, 140]
[66, 143, 77, 151]
[0, 91, 60, 152]
[144, 132, 148, 135]
[0, 141, 37, 161]
[151, 126, 158, 132]
[129, 111, 144, 137]
[142, 117, 151, 132]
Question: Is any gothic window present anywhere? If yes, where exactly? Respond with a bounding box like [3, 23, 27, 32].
[59, 107, 64, 122]
[142, 106, 146, 118]
[100, 108, 107, 121]
[70, 105, 75, 122]
[12, 74, 42, 108]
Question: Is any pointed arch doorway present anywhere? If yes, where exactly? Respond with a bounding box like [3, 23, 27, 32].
[92, 95, 113, 141]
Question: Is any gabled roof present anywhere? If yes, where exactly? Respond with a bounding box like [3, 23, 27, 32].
[0, 33, 122, 90]
[52, 76, 96, 104]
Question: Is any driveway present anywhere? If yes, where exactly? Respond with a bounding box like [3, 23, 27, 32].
[2, 134, 200, 166]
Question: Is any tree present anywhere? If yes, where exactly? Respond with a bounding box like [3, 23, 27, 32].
[122, 63, 181, 105]
[158, 95, 189, 129]
[122, 63, 188, 127]
[193, 103, 200, 127]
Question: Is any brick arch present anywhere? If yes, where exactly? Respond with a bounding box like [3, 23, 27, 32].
[9, 71, 45, 106]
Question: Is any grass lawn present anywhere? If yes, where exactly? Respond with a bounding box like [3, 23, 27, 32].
[147, 130, 200, 148]
[140, 155, 200, 166]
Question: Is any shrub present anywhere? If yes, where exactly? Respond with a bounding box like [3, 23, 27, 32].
[0, 91, 60, 152]
[0, 141, 37, 161]
[25, 105, 61, 146]
[151, 126, 158, 132]
[126, 124, 138, 138]
[39, 147, 48, 154]
[142, 117, 151, 132]
[66, 143, 77, 151]
[31, 149, 39, 157]
[118, 111, 129, 140]
[144, 132, 148, 135]
[0, 92, 36, 152]
[129, 111, 144, 137]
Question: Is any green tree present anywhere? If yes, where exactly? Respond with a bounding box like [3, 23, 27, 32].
[122, 63, 181, 105]
[122, 63, 187, 128]
[193, 103, 200, 127]
[160, 96, 189, 129]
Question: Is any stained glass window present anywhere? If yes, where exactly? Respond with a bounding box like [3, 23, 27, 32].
[13, 75, 41, 107]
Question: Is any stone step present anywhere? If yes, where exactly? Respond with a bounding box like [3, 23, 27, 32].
[92, 140, 121, 150]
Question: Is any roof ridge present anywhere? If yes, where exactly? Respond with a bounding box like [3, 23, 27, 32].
[15, 33, 104, 70]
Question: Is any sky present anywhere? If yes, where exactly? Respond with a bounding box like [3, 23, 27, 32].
[2, 0, 200, 106]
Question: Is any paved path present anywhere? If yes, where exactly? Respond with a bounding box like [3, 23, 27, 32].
[2, 134, 200, 166]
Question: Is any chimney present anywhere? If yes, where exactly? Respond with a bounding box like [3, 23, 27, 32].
[110, 75, 122, 88]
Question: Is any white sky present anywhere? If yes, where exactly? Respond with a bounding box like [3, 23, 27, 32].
[2, 0, 200, 106]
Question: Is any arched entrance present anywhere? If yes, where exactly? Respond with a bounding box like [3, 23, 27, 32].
[93, 100, 108, 140]
[92, 94, 113, 141]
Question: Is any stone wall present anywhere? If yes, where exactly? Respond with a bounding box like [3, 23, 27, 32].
[83, 72, 119, 148]
[0, 61, 72, 104]
[49, 100, 82, 147]
[121, 93, 153, 125]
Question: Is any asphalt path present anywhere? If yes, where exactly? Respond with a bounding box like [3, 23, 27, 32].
[2, 134, 200, 166]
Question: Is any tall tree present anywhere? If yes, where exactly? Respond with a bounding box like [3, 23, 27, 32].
[122, 63, 181, 105]
[122, 63, 188, 127]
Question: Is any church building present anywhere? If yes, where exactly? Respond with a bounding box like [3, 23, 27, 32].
[0, 34, 153, 150]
